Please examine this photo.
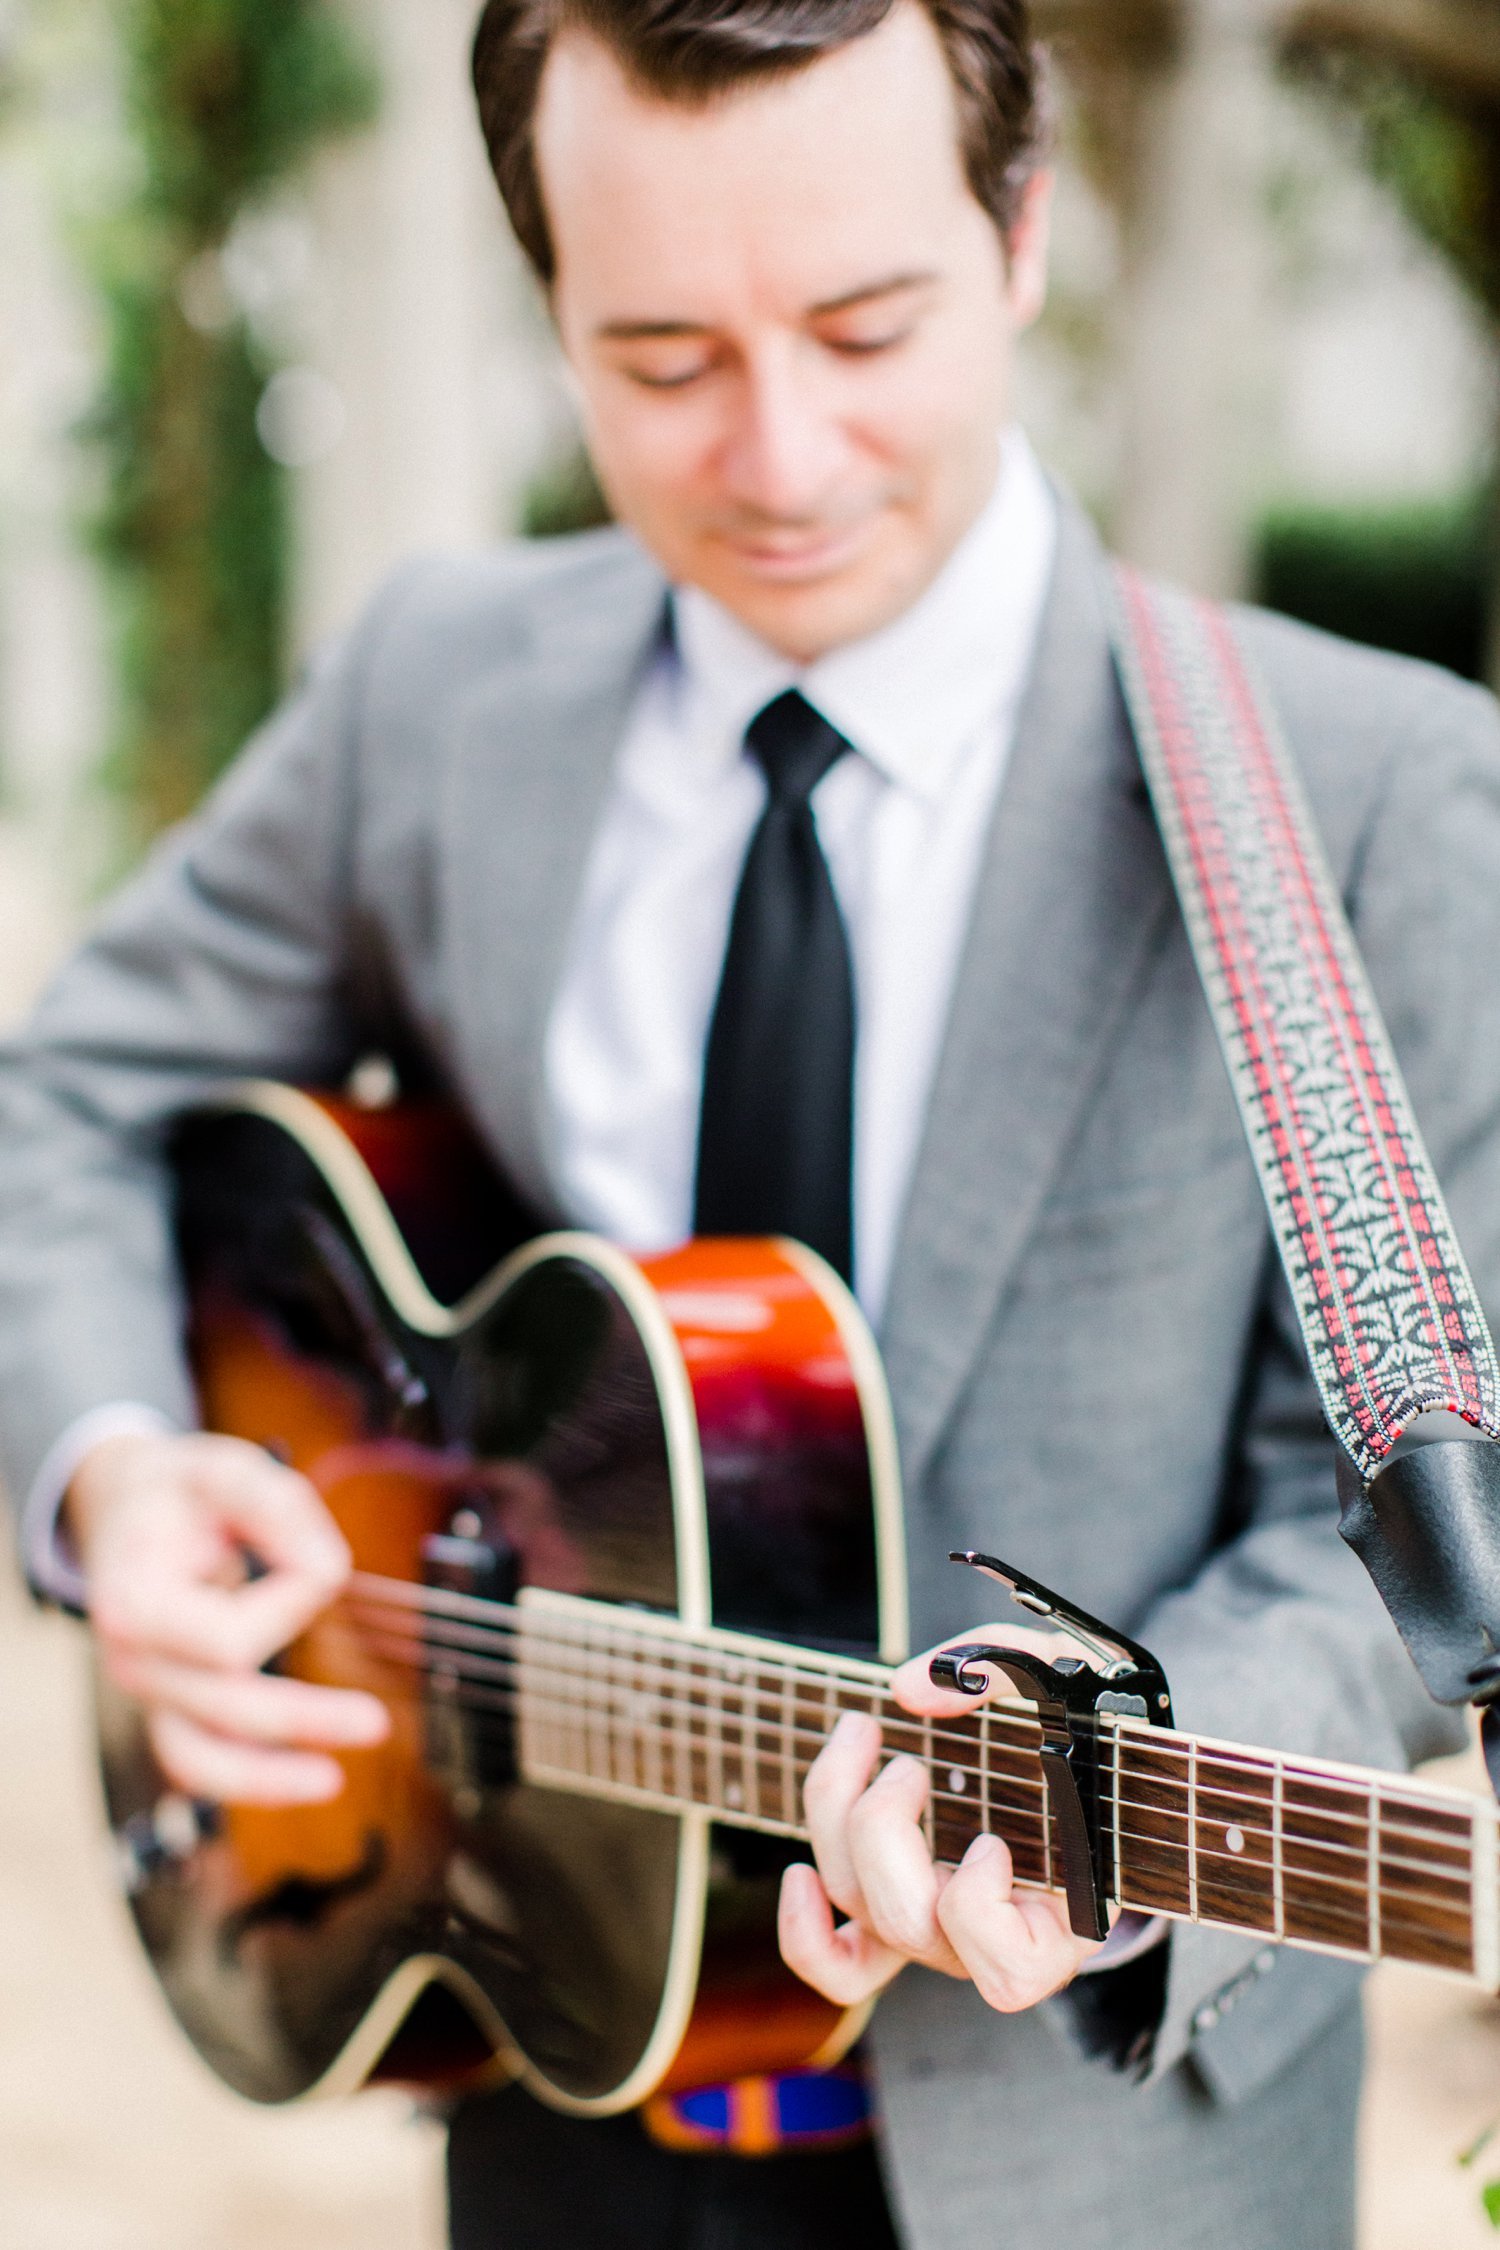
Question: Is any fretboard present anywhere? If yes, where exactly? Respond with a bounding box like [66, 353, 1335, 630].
[357, 1577, 1499, 1988]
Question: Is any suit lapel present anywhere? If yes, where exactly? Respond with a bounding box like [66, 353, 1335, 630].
[880, 504, 1176, 1492]
[441, 538, 668, 1215]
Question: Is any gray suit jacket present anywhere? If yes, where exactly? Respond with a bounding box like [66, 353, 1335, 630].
[2, 501, 1497, 2249]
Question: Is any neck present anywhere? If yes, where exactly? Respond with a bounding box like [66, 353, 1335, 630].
[356, 1577, 1495, 1988]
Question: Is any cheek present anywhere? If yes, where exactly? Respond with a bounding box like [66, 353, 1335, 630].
[583, 391, 726, 520]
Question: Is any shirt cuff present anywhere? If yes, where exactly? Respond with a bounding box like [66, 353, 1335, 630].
[1074, 1911, 1167, 1975]
[21, 1402, 182, 1612]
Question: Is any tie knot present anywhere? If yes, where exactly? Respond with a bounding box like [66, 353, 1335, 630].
[745, 690, 851, 807]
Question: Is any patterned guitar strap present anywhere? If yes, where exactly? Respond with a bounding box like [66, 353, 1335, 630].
[1107, 563, 1500, 1789]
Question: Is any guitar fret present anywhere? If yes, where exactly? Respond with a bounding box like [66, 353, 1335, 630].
[1039, 1737, 1053, 1891]
[674, 1647, 692, 1806]
[706, 1660, 725, 1814]
[719, 1656, 746, 1816]
[646, 1636, 664, 1801]
[1111, 1720, 1124, 1907]
[745, 1659, 761, 1821]
[1367, 1781, 1381, 1962]
[1472, 1800, 1499, 1989]
[1272, 1757, 1285, 1940]
[1187, 1738, 1199, 1921]
[921, 1716, 935, 1853]
[980, 1705, 992, 1842]
[591, 1620, 610, 1788]
[780, 1667, 797, 1827]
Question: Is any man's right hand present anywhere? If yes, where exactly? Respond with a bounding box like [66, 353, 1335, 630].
[69, 1430, 390, 1805]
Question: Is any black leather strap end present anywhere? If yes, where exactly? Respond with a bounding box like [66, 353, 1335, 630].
[1337, 1437, 1500, 1706]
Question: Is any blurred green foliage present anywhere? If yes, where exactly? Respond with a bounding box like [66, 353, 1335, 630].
[1289, 48, 1500, 319]
[1255, 494, 1489, 681]
[1283, 48, 1500, 691]
[519, 446, 613, 539]
[86, 0, 375, 846]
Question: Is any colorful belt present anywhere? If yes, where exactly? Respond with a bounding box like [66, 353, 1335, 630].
[642, 2062, 872, 2157]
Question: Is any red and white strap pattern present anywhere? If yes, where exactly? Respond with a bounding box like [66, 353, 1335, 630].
[1109, 564, 1500, 1483]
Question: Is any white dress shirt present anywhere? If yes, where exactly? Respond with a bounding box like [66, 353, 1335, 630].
[545, 428, 1057, 1321]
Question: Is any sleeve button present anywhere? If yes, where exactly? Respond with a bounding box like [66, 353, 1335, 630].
[1192, 2003, 1220, 2034]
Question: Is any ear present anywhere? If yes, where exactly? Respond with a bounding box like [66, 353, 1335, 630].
[1004, 169, 1054, 332]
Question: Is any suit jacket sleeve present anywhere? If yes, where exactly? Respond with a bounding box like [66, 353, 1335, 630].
[1135, 640, 1500, 2091]
[0, 571, 412, 1526]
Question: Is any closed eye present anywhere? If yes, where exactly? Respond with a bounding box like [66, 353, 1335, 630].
[624, 361, 715, 390]
[822, 327, 914, 357]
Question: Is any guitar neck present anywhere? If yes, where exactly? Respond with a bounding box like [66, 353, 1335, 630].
[373, 1580, 1498, 1988]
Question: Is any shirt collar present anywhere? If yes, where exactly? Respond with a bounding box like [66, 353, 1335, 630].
[670, 428, 1058, 802]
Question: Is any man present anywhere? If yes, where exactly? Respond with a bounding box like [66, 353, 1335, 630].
[2, 1, 1497, 2245]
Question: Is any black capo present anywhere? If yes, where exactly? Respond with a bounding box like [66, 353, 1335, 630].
[929, 1552, 1175, 1942]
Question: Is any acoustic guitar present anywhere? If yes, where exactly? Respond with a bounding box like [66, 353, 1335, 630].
[97, 1083, 1500, 2113]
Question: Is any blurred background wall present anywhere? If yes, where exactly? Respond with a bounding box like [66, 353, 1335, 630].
[5, 0, 1500, 889]
[6, 1, 1500, 2244]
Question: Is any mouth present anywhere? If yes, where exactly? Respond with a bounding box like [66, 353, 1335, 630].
[715, 513, 882, 586]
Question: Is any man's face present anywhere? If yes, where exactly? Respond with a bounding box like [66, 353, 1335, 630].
[533, 2, 1051, 662]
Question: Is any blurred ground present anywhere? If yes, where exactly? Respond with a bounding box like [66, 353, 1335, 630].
[0, 1564, 446, 2249]
[0, 818, 1495, 2247]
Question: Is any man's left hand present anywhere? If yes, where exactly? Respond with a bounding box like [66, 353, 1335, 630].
[777, 1625, 1107, 2012]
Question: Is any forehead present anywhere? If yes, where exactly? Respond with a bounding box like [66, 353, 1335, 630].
[532, 4, 978, 315]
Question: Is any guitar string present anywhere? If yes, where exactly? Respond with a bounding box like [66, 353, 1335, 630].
[345, 1593, 1481, 1866]
[416, 1712, 1471, 1940]
[348, 1579, 1468, 1822]
[353, 1626, 1477, 1918]
[421, 1697, 1473, 1925]
[376, 1616, 1470, 1875]
[348, 1608, 1481, 1876]
[347, 1571, 1478, 1824]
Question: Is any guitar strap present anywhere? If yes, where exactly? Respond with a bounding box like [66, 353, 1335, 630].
[1106, 564, 1500, 1726]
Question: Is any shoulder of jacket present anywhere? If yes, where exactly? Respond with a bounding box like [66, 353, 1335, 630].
[1222, 599, 1500, 848]
[1228, 598, 1496, 750]
[346, 524, 663, 664]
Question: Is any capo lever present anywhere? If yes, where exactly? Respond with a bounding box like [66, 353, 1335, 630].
[929, 1552, 1174, 1943]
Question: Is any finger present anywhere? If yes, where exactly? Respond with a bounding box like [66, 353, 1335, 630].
[845, 1754, 965, 1972]
[92, 1458, 351, 1672]
[802, 1711, 884, 1918]
[777, 1861, 905, 2007]
[196, 1440, 352, 1587]
[891, 1623, 1085, 1718]
[147, 1708, 348, 1806]
[108, 1651, 389, 1750]
[935, 1833, 1101, 2012]
[95, 1567, 340, 1678]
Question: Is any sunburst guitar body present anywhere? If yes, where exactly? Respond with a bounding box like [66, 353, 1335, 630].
[97, 1083, 909, 2110]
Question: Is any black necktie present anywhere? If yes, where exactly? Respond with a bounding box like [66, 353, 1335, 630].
[693, 689, 857, 1280]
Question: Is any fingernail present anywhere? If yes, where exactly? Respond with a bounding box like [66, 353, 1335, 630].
[962, 1831, 1001, 1866]
[292, 1764, 344, 1802]
[349, 1700, 390, 1742]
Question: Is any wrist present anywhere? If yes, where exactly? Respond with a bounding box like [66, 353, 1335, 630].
[65, 1430, 165, 1560]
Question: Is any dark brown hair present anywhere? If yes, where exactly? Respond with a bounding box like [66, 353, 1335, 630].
[472, 0, 1045, 286]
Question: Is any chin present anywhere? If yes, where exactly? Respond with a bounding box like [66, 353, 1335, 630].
[705, 553, 920, 663]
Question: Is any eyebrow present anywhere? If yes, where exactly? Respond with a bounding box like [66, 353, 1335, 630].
[594, 269, 940, 342]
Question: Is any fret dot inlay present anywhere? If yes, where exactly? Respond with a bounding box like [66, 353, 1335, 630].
[948, 1768, 967, 1796]
[1226, 1826, 1246, 1856]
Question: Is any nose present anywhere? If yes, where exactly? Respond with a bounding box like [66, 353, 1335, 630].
[720, 343, 847, 520]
